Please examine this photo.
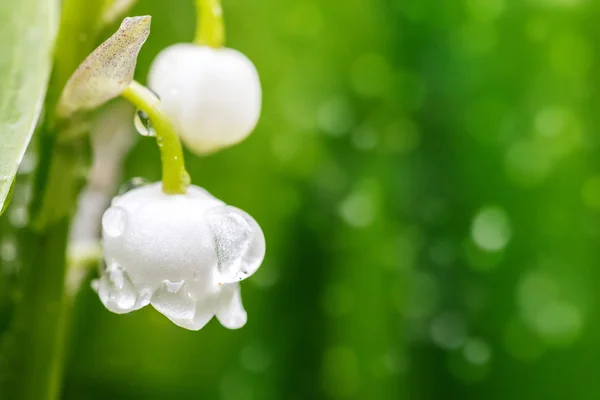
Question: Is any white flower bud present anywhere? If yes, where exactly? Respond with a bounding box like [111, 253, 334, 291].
[94, 182, 265, 330]
[148, 44, 261, 154]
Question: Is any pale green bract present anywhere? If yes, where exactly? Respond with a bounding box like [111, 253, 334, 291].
[56, 16, 151, 118]
[0, 0, 59, 214]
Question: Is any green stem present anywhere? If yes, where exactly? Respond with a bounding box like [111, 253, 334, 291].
[194, 0, 225, 48]
[121, 81, 190, 194]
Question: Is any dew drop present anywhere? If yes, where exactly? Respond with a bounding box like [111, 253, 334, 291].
[164, 279, 184, 293]
[134, 109, 156, 137]
[430, 312, 467, 350]
[95, 264, 137, 313]
[208, 207, 265, 283]
[102, 206, 127, 237]
[151, 280, 196, 321]
[118, 177, 150, 194]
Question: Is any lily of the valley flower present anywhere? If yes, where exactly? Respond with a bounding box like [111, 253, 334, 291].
[94, 182, 265, 330]
[148, 44, 261, 154]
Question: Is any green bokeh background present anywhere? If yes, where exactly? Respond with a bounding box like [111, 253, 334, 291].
[4, 0, 600, 398]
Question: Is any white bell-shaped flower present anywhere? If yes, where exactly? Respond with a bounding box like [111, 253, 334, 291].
[148, 44, 261, 154]
[94, 182, 265, 330]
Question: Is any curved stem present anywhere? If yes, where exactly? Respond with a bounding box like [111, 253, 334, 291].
[120, 81, 190, 194]
[194, 0, 225, 48]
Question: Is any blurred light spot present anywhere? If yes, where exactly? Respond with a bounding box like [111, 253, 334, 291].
[240, 344, 271, 373]
[465, 0, 505, 22]
[401, 271, 439, 319]
[516, 270, 584, 346]
[429, 238, 456, 267]
[383, 118, 419, 154]
[431, 312, 467, 350]
[504, 139, 553, 187]
[532, 301, 583, 346]
[535, 106, 568, 138]
[8, 205, 29, 228]
[220, 371, 253, 400]
[0, 237, 17, 263]
[471, 206, 511, 252]
[351, 124, 378, 151]
[339, 188, 376, 228]
[350, 53, 393, 98]
[322, 346, 360, 399]
[533, 107, 582, 156]
[322, 284, 353, 317]
[463, 337, 492, 365]
[549, 32, 592, 78]
[503, 317, 545, 361]
[581, 176, 600, 210]
[317, 97, 354, 136]
[517, 269, 558, 320]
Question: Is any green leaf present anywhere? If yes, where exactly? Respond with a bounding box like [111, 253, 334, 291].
[0, 0, 59, 213]
[0, 178, 15, 217]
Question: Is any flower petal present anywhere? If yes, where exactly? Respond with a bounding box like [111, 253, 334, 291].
[216, 283, 247, 329]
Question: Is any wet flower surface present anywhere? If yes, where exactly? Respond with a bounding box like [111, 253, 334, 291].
[95, 182, 265, 330]
[148, 44, 262, 154]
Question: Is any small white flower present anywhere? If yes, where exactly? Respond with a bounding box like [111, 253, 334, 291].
[148, 44, 261, 154]
[94, 182, 265, 330]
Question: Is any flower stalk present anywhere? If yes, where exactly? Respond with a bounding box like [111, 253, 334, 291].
[194, 0, 225, 48]
[120, 81, 190, 194]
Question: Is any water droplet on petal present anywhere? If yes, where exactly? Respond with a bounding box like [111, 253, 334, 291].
[95, 264, 138, 313]
[102, 206, 127, 237]
[118, 177, 150, 194]
[151, 279, 196, 321]
[207, 206, 265, 283]
[134, 109, 156, 137]
[164, 279, 184, 293]
[137, 287, 153, 306]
